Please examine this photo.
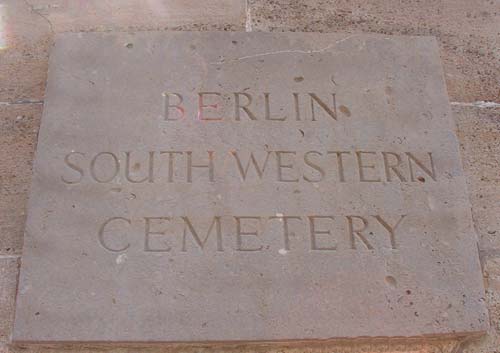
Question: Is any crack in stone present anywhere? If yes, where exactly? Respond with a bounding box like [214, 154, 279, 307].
[450, 101, 500, 108]
[0, 99, 44, 106]
[23, 0, 55, 33]
[0, 254, 21, 259]
[210, 34, 358, 65]
[245, 0, 253, 32]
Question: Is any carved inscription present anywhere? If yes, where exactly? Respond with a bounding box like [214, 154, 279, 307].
[97, 214, 407, 253]
[60, 87, 443, 255]
[13, 31, 490, 345]
[162, 92, 339, 121]
[61, 150, 437, 184]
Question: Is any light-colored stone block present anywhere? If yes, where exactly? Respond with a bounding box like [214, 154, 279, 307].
[0, 0, 52, 103]
[0, 0, 246, 102]
[0, 258, 19, 342]
[6, 340, 463, 353]
[247, 0, 500, 103]
[454, 106, 500, 251]
[462, 284, 500, 353]
[13, 31, 488, 343]
[0, 105, 41, 255]
[24, 0, 246, 31]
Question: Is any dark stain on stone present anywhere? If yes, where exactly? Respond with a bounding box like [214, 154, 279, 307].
[339, 105, 351, 117]
[385, 276, 397, 288]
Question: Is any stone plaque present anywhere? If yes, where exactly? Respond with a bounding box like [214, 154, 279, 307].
[13, 32, 488, 343]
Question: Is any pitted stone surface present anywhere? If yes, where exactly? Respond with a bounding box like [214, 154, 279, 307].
[13, 31, 488, 343]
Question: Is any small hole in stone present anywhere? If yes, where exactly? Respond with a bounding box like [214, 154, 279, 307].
[294, 76, 304, 82]
[125, 43, 133, 49]
[339, 105, 351, 117]
[417, 176, 425, 182]
[406, 289, 412, 295]
[385, 276, 397, 287]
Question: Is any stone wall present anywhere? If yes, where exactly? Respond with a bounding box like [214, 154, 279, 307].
[0, 0, 498, 352]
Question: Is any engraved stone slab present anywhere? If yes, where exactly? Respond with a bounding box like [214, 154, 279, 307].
[13, 31, 488, 343]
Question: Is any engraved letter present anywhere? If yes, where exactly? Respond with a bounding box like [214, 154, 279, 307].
[187, 151, 215, 182]
[373, 214, 406, 249]
[264, 92, 286, 121]
[293, 93, 301, 121]
[347, 215, 373, 250]
[235, 216, 263, 251]
[356, 151, 381, 182]
[231, 151, 271, 180]
[328, 151, 350, 182]
[61, 151, 85, 184]
[275, 151, 299, 182]
[162, 92, 184, 120]
[407, 152, 436, 181]
[382, 152, 407, 182]
[90, 152, 119, 183]
[269, 216, 302, 251]
[303, 151, 325, 182]
[234, 92, 257, 120]
[309, 93, 337, 121]
[144, 217, 171, 252]
[308, 216, 336, 250]
[160, 151, 183, 182]
[125, 151, 155, 183]
[98, 217, 131, 252]
[181, 216, 223, 252]
[198, 92, 223, 121]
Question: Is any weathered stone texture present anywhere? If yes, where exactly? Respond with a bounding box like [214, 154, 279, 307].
[0, 259, 19, 342]
[0, 1, 52, 103]
[453, 106, 500, 353]
[3, 340, 462, 353]
[454, 106, 500, 251]
[0, 0, 498, 352]
[0, 0, 246, 103]
[462, 286, 500, 353]
[24, 0, 246, 31]
[11, 31, 488, 343]
[247, 0, 500, 103]
[0, 105, 41, 255]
